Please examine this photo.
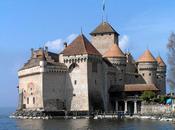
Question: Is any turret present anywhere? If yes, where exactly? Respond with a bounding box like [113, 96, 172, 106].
[156, 56, 166, 94]
[90, 22, 119, 55]
[103, 43, 126, 85]
[137, 50, 157, 84]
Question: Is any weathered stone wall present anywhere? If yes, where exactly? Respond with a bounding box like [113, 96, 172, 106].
[138, 62, 157, 84]
[91, 34, 118, 55]
[87, 57, 106, 111]
[156, 66, 166, 94]
[141, 103, 172, 114]
[43, 71, 67, 111]
[125, 73, 145, 84]
[63, 55, 89, 111]
[18, 68, 44, 110]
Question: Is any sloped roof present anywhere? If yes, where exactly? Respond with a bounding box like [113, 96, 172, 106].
[20, 49, 67, 70]
[138, 50, 156, 62]
[90, 22, 119, 35]
[62, 34, 101, 56]
[103, 44, 125, 58]
[124, 84, 159, 92]
[156, 56, 166, 67]
[109, 84, 159, 92]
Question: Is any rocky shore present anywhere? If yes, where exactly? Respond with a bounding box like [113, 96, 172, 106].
[9, 110, 175, 123]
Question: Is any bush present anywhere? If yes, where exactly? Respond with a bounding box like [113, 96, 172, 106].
[140, 91, 156, 102]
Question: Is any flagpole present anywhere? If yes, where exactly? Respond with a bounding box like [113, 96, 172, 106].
[102, 0, 106, 23]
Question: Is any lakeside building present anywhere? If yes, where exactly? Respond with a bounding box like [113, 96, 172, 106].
[17, 22, 166, 114]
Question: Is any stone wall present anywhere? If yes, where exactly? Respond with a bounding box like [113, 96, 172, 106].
[138, 62, 157, 84]
[141, 103, 172, 114]
[63, 55, 89, 111]
[91, 33, 118, 55]
[18, 70, 44, 110]
[43, 71, 67, 111]
[88, 57, 105, 111]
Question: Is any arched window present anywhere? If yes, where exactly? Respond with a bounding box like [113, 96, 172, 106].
[69, 63, 79, 72]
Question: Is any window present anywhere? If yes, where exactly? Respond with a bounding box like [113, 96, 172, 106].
[95, 80, 97, 85]
[142, 73, 145, 76]
[135, 75, 139, 78]
[33, 97, 35, 104]
[27, 98, 29, 104]
[121, 69, 124, 73]
[149, 73, 152, 76]
[74, 80, 77, 85]
[92, 62, 97, 72]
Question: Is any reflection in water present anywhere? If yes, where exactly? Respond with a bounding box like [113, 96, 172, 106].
[16, 119, 90, 130]
[15, 118, 175, 130]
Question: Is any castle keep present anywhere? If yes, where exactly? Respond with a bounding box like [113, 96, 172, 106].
[17, 22, 166, 114]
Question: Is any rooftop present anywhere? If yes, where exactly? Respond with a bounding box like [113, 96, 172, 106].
[62, 34, 101, 56]
[138, 50, 156, 63]
[90, 22, 119, 35]
[103, 43, 125, 58]
[156, 56, 166, 67]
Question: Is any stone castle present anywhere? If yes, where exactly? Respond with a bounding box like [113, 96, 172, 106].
[17, 22, 166, 114]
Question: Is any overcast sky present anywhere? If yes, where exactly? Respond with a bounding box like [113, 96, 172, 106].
[0, 0, 175, 107]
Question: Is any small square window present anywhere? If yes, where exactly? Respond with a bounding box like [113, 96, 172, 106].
[142, 73, 145, 76]
[149, 73, 152, 76]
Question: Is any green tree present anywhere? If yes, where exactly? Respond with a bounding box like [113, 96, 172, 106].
[140, 91, 156, 102]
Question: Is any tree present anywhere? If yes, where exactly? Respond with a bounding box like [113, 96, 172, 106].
[140, 91, 156, 102]
[167, 32, 175, 93]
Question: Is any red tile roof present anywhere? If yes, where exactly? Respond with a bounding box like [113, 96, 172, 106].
[138, 50, 156, 62]
[156, 56, 166, 67]
[103, 44, 125, 58]
[62, 34, 101, 56]
[124, 84, 159, 92]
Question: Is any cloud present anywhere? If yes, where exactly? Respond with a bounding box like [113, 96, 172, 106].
[119, 35, 129, 51]
[66, 34, 78, 44]
[45, 33, 78, 52]
[45, 39, 64, 52]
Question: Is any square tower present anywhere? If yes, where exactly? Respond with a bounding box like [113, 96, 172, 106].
[90, 22, 119, 55]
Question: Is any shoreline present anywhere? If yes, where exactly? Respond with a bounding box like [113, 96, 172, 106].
[9, 110, 175, 123]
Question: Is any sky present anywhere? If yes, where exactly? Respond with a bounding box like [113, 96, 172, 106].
[0, 0, 175, 107]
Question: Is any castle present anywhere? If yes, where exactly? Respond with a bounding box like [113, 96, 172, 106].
[17, 22, 166, 114]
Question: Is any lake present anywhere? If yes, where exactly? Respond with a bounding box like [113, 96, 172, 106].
[0, 108, 175, 130]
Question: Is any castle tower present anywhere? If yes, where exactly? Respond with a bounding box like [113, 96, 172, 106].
[156, 56, 166, 94]
[62, 34, 105, 112]
[103, 43, 126, 86]
[137, 50, 157, 84]
[90, 22, 119, 55]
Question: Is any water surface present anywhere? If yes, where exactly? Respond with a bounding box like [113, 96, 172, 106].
[0, 108, 175, 130]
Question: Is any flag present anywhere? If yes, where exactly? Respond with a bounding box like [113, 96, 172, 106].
[103, 0, 105, 11]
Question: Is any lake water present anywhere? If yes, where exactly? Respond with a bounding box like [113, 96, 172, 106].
[1, 108, 175, 130]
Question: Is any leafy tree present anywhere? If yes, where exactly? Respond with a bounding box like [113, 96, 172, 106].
[167, 32, 175, 93]
[140, 91, 156, 102]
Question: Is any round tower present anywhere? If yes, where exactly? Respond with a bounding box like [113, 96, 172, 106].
[137, 50, 157, 84]
[103, 43, 126, 85]
[156, 56, 166, 94]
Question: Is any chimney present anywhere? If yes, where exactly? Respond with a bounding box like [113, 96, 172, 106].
[64, 42, 67, 48]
